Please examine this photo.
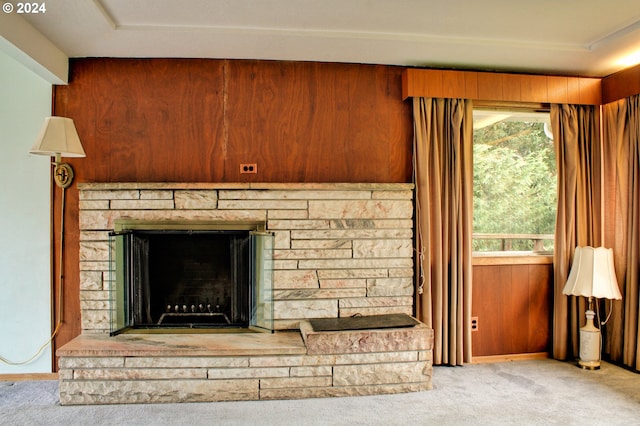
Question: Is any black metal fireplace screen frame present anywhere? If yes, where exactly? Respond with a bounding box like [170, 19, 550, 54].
[107, 220, 274, 334]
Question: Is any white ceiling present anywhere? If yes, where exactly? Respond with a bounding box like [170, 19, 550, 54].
[16, 0, 640, 77]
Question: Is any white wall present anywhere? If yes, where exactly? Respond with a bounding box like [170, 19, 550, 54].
[0, 50, 53, 373]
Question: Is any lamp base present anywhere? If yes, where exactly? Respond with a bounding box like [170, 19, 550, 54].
[577, 309, 601, 370]
[578, 359, 600, 370]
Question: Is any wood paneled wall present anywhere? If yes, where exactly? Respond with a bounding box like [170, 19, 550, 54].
[472, 262, 553, 357]
[50, 59, 413, 364]
[602, 63, 640, 104]
[55, 59, 413, 183]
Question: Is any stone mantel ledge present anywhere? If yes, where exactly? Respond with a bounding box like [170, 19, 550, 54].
[77, 182, 414, 191]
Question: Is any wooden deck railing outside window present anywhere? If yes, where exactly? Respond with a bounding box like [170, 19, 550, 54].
[473, 233, 554, 254]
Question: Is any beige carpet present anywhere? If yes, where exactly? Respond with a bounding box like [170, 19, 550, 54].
[1, 359, 639, 425]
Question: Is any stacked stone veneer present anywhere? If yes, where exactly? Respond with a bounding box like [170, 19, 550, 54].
[58, 323, 433, 405]
[78, 182, 415, 332]
[62, 182, 432, 405]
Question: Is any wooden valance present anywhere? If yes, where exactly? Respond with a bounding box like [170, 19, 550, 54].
[402, 68, 602, 105]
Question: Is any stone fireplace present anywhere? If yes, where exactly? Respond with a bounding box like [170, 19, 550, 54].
[57, 182, 433, 404]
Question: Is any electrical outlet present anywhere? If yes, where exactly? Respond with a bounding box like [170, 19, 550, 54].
[240, 163, 257, 174]
[471, 316, 479, 331]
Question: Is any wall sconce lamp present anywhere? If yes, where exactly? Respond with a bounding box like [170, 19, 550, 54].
[30, 117, 86, 188]
[562, 246, 622, 369]
[30, 116, 85, 326]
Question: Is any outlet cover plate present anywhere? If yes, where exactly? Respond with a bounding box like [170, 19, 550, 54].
[240, 163, 257, 174]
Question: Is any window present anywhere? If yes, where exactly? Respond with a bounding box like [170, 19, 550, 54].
[473, 109, 556, 254]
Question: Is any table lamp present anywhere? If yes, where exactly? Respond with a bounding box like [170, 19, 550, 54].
[562, 246, 622, 369]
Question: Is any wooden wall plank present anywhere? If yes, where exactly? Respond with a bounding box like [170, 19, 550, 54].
[383, 68, 415, 180]
[472, 262, 553, 357]
[472, 265, 512, 356]
[57, 59, 229, 183]
[510, 265, 530, 353]
[527, 265, 553, 353]
[226, 60, 331, 181]
[472, 266, 495, 356]
[49, 184, 81, 371]
[347, 64, 399, 181]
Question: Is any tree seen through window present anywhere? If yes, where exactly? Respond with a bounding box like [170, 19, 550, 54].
[473, 110, 556, 253]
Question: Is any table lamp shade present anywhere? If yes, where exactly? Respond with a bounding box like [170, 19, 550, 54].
[30, 117, 85, 158]
[562, 246, 622, 300]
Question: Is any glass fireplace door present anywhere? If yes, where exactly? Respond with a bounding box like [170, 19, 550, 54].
[249, 231, 274, 332]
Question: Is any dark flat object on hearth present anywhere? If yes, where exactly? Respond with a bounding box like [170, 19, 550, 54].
[308, 313, 419, 332]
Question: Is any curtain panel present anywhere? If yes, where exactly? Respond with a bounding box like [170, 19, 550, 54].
[602, 95, 640, 370]
[551, 104, 602, 361]
[412, 97, 473, 366]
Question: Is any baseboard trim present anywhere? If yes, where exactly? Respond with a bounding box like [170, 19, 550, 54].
[0, 373, 58, 381]
[471, 352, 549, 364]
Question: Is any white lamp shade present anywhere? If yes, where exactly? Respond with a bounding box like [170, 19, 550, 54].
[30, 117, 86, 158]
[563, 246, 622, 300]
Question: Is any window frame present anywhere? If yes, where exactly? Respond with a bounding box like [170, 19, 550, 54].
[471, 103, 556, 259]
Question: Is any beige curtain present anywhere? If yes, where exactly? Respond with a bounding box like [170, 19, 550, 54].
[413, 97, 473, 366]
[551, 104, 602, 360]
[602, 95, 640, 370]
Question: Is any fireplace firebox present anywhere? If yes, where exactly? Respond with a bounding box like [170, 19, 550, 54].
[108, 221, 273, 334]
